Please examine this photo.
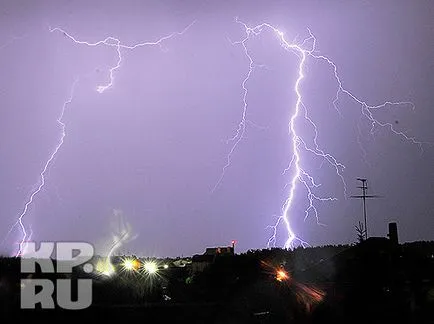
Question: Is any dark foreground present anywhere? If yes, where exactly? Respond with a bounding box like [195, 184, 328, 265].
[1, 240, 434, 323]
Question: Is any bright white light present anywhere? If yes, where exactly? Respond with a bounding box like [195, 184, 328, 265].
[143, 261, 158, 274]
[95, 259, 116, 277]
[163, 264, 169, 269]
[121, 257, 140, 271]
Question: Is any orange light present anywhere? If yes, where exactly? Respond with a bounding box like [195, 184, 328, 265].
[121, 257, 141, 271]
[131, 259, 140, 270]
[276, 269, 289, 282]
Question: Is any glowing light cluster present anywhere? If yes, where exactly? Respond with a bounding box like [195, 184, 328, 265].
[94, 255, 166, 277]
[121, 257, 160, 275]
[121, 257, 141, 272]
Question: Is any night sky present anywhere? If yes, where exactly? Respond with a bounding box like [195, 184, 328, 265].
[1, 0, 433, 257]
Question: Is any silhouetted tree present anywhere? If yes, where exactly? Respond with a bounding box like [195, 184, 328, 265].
[355, 221, 366, 243]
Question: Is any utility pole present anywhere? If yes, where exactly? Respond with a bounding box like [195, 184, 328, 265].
[350, 178, 380, 240]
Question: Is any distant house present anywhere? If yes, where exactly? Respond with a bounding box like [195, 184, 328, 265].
[204, 246, 234, 256]
[192, 245, 234, 273]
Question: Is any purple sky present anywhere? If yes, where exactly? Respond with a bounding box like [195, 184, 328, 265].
[1, 0, 433, 257]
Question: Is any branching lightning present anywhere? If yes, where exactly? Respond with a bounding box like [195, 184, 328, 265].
[49, 21, 196, 93]
[3, 16, 424, 255]
[2, 79, 79, 257]
[5, 22, 195, 257]
[215, 18, 422, 249]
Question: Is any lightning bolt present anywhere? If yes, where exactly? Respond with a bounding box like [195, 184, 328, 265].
[49, 21, 196, 93]
[2, 79, 79, 257]
[3, 22, 195, 256]
[20, 225, 33, 256]
[216, 18, 422, 249]
[3, 17, 424, 255]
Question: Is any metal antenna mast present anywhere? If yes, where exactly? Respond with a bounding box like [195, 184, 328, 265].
[350, 178, 381, 240]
